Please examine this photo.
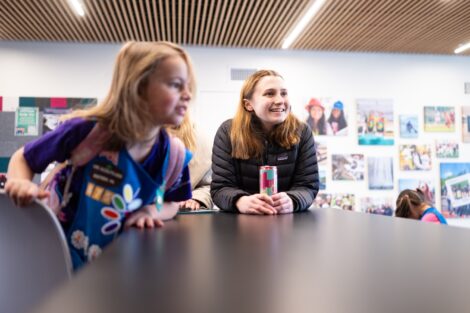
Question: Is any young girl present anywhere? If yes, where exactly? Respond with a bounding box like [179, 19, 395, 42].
[395, 189, 447, 224]
[327, 100, 347, 135]
[211, 69, 319, 214]
[305, 98, 331, 135]
[5, 41, 195, 269]
[168, 114, 214, 211]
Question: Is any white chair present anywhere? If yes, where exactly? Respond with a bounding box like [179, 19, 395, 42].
[0, 191, 72, 313]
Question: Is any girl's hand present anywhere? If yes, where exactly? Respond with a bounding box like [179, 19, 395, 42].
[179, 199, 201, 211]
[124, 204, 165, 230]
[5, 178, 50, 207]
[272, 192, 294, 214]
[236, 194, 276, 215]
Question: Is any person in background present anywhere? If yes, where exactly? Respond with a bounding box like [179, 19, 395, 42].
[5, 41, 195, 269]
[395, 189, 447, 224]
[305, 98, 331, 135]
[327, 100, 347, 135]
[211, 69, 319, 214]
[168, 114, 214, 211]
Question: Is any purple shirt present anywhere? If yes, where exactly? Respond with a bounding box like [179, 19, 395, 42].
[24, 118, 192, 203]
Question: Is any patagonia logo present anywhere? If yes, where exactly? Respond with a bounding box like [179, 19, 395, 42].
[277, 153, 288, 161]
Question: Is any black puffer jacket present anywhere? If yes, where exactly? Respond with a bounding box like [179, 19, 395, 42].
[211, 119, 319, 212]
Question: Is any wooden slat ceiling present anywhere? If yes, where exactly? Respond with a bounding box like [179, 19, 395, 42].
[1, 0, 470, 55]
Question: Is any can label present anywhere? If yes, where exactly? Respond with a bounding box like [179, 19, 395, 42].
[259, 166, 277, 196]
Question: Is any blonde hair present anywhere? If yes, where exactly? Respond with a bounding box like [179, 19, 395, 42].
[64, 41, 196, 149]
[167, 113, 196, 153]
[230, 69, 301, 159]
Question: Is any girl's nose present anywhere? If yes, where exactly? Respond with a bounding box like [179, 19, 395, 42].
[181, 85, 192, 101]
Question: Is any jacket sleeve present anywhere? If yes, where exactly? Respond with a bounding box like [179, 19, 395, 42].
[210, 121, 250, 212]
[285, 124, 319, 212]
[192, 168, 214, 209]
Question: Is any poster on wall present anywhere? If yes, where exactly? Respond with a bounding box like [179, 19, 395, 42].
[461, 106, 470, 143]
[304, 97, 348, 136]
[398, 178, 435, 205]
[357, 99, 394, 145]
[312, 193, 355, 210]
[399, 144, 432, 171]
[43, 108, 72, 134]
[14, 107, 39, 136]
[367, 157, 394, 190]
[399, 115, 419, 138]
[436, 140, 459, 158]
[423, 106, 455, 132]
[360, 197, 394, 216]
[332, 154, 364, 181]
[440, 163, 470, 218]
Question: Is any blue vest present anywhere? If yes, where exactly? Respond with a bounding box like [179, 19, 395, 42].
[67, 147, 169, 270]
[420, 207, 447, 225]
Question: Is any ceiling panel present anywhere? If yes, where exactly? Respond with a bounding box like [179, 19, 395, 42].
[0, 0, 469, 55]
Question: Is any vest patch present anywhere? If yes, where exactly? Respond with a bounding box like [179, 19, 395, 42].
[277, 153, 288, 161]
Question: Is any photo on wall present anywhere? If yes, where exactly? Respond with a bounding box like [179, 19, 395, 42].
[319, 169, 326, 190]
[304, 97, 348, 136]
[360, 197, 394, 216]
[461, 106, 470, 143]
[399, 115, 419, 138]
[43, 108, 71, 134]
[14, 107, 39, 136]
[436, 140, 459, 159]
[440, 163, 470, 219]
[398, 178, 435, 205]
[399, 144, 432, 171]
[314, 141, 327, 167]
[368, 157, 393, 190]
[312, 193, 355, 211]
[423, 106, 455, 132]
[332, 154, 364, 181]
[357, 99, 394, 145]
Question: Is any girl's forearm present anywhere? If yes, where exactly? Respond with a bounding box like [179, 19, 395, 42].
[157, 201, 179, 220]
[7, 148, 34, 180]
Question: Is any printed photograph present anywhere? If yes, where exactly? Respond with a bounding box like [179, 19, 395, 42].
[440, 163, 470, 218]
[357, 99, 394, 145]
[332, 154, 365, 181]
[462, 106, 470, 143]
[360, 197, 394, 216]
[399, 115, 419, 138]
[423, 106, 455, 132]
[399, 144, 432, 171]
[304, 97, 348, 136]
[436, 140, 459, 158]
[312, 193, 355, 211]
[314, 141, 327, 167]
[368, 157, 393, 190]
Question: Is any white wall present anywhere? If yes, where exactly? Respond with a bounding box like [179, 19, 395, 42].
[1, 41, 470, 225]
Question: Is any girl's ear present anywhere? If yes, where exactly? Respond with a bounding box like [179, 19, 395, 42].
[243, 99, 254, 112]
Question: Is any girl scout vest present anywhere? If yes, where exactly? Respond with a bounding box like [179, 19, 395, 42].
[42, 124, 190, 269]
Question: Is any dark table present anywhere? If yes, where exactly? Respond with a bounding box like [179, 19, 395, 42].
[31, 209, 470, 313]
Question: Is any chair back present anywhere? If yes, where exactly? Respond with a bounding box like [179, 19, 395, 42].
[0, 191, 72, 313]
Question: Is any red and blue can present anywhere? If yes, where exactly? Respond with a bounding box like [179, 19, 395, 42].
[259, 165, 277, 196]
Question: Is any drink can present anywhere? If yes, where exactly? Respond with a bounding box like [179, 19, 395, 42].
[259, 165, 277, 196]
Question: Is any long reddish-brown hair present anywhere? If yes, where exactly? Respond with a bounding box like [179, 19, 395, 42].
[230, 69, 301, 159]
